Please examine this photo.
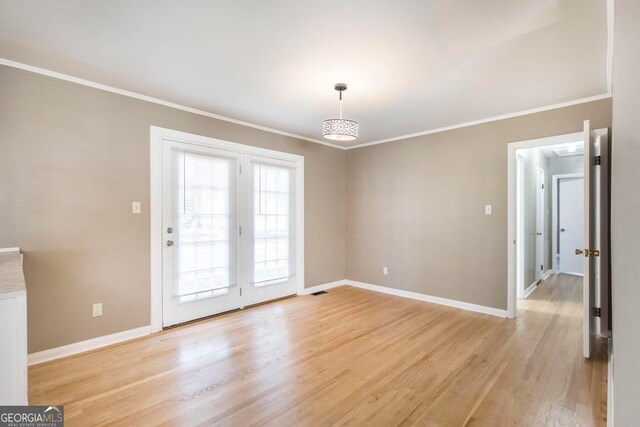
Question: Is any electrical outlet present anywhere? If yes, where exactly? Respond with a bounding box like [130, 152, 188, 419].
[383, 266, 388, 275]
[485, 204, 492, 215]
[132, 201, 141, 214]
[92, 303, 103, 317]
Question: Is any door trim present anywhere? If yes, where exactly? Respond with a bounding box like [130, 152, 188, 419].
[551, 173, 584, 274]
[150, 126, 305, 333]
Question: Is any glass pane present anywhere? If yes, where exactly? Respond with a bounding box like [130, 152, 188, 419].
[253, 163, 291, 287]
[172, 151, 235, 297]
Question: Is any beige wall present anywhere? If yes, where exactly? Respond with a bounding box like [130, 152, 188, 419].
[611, 0, 640, 423]
[346, 98, 611, 309]
[0, 65, 346, 353]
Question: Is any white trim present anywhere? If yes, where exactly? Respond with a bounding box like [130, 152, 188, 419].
[0, 58, 612, 151]
[299, 280, 346, 295]
[559, 271, 584, 277]
[347, 94, 612, 149]
[516, 154, 526, 299]
[344, 280, 508, 318]
[0, 58, 343, 150]
[0, 247, 20, 253]
[523, 281, 538, 299]
[608, 339, 614, 427]
[542, 269, 553, 280]
[150, 126, 304, 332]
[27, 326, 151, 366]
[508, 131, 584, 319]
[606, 0, 614, 95]
[551, 173, 584, 273]
[535, 165, 546, 282]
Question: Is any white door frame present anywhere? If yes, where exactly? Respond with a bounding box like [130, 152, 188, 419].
[535, 166, 545, 282]
[149, 126, 305, 333]
[516, 154, 525, 299]
[551, 173, 584, 274]
[507, 131, 583, 318]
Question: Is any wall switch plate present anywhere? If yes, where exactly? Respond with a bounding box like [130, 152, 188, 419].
[132, 202, 141, 214]
[383, 266, 388, 275]
[485, 204, 492, 215]
[92, 303, 103, 317]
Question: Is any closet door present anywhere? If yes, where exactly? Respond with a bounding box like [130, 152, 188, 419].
[240, 156, 298, 306]
[162, 141, 241, 327]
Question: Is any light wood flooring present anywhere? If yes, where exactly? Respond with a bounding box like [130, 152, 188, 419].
[29, 274, 607, 426]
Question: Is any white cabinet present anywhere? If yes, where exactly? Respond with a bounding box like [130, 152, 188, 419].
[0, 249, 28, 405]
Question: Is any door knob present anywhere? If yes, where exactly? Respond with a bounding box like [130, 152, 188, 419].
[591, 250, 600, 257]
[536, 232, 542, 236]
[575, 248, 584, 256]
[560, 228, 565, 232]
[167, 240, 175, 247]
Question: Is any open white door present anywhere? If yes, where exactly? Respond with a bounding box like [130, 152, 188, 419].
[580, 121, 609, 358]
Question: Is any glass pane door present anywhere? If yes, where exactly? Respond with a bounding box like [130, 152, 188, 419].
[241, 156, 297, 306]
[162, 141, 241, 326]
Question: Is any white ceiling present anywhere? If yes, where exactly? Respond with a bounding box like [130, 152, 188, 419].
[0, 1, 609, 147]
[538, 141, 584, 158]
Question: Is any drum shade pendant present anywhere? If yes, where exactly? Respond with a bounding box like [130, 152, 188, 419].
[323, 83, 359, 141]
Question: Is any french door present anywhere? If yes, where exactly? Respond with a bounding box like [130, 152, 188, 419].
[160, 137, 300, 328]
[241, 156, 297, 306]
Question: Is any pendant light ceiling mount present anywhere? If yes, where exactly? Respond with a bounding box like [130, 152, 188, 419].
[323, 83, 359, 142]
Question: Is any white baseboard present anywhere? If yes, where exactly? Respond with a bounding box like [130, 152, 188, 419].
[542, 270, 553, 280]
[300, 280, 346, 295]
[558, 270, 584, 277]
[344, 280, 508, 318]
[28, 325, 151, 366]
[523, 281, 538, 299]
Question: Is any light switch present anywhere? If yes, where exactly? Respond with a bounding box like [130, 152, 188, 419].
[485, 205, 492, 215]
[132, 202, 141, 214]
[383, 266, 388, 275]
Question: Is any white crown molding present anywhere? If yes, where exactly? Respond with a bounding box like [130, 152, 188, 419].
[0, 58, 344, 150]
[346, 93, 613, 150]
[28, 325, 151, 366]
[1, 58, 612, 151]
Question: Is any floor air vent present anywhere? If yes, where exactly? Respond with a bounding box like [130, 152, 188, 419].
[310, 291, 327, 296]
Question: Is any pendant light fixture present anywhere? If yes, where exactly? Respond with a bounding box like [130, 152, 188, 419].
[323, 83, 359, 141]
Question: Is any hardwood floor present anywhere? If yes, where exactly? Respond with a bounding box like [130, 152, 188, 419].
[29, 274, 607, 426]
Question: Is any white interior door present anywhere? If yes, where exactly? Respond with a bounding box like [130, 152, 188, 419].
[558, 177, 584, 275]
[241, 156, 298, 306]
[535, 167, 545, 281]
[162, 141, 241, 327]
[581, 121, 609, 358]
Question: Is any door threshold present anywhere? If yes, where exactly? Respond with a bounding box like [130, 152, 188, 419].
[162, 294, 297, 331]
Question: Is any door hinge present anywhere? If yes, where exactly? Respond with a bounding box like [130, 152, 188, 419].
[240, 287, 243, 296]
[239, 164, 242, 174]
[593, 307, 601, 317]
[540, 265, 543, 271]
[541, 184, 544, 189]
[594, 156, 601, 166]
[239, 226, 242, 236]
